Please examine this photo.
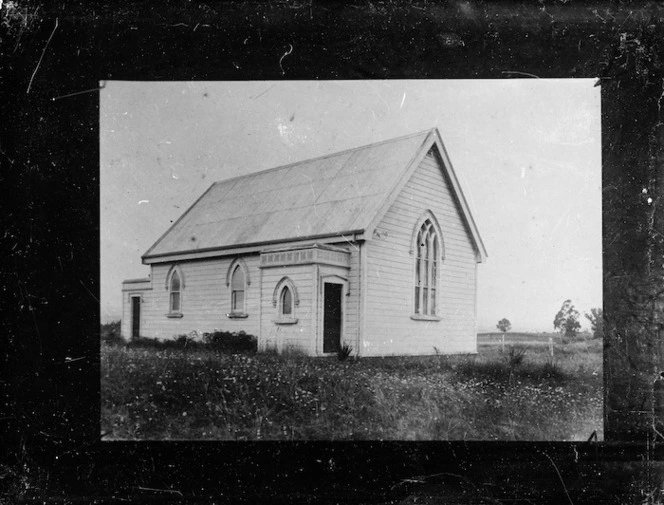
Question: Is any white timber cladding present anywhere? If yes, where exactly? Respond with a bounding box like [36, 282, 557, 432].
[260, 264, 314, 354]
[121, 255, 262, 340]
[363, 149, 478, 356]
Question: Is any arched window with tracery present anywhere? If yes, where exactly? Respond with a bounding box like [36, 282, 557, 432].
[414, 218, 440, 316]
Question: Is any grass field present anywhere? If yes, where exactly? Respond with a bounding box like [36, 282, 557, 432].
[478, 331, 591, 344]
[101, 332, 602, 441]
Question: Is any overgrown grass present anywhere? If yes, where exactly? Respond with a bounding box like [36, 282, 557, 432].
[101, 339, 602, 441]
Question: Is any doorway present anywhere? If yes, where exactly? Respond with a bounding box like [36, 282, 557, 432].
[131, 296, 141, 339]
[323, 283, 342, 353]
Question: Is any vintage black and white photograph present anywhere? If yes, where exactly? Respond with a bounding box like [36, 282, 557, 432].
[100, 80, 602, 441]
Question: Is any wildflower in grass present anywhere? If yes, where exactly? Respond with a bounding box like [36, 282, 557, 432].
[102, 341, 600, 441]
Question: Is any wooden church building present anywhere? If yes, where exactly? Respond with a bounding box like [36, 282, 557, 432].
[121, 128, 487, 356]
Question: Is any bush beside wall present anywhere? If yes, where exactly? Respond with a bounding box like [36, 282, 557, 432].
[110, 330, 258, 354]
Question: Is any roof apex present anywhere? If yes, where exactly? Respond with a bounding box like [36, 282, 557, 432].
[206, 127, 440, 189]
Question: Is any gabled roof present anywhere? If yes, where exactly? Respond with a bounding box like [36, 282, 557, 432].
[143, 128, 487, 264]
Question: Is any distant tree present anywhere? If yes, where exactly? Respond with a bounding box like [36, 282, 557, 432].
[496, 318, 512, 334]
[553, 299, 581, 339]
[496, 318, 511, 352]
[585, 308, 604, 340]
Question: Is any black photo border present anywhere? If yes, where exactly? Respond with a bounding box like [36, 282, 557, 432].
[2, 1, 663, 503]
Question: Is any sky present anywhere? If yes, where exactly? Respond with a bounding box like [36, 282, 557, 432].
[100, 79, 602, 332]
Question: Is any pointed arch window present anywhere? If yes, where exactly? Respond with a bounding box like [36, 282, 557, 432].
[414, 218, 441, 318]
[170, 271, 181, 312]
[230, 265, 245, 314]
[273, 277, 299, 325]
[166, 265, 184, 317]
[226, 259, 250, 319]
[280, 286, 293, 316]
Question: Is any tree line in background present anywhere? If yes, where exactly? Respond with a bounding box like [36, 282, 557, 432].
[584, 307, 603, 340]
[553, 300, 603, 340]
[495, 300, 603, 341]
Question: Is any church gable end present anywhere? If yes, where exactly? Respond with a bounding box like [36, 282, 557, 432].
[362, 147, 479, 356]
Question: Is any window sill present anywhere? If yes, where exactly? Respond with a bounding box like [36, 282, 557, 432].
[227, 312, 248, 319]
[166, 313, 183, 319]
[410, 314, 442, 321]
[273, 317, 298, 325]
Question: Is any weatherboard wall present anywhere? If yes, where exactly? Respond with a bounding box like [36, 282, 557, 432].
[362, 150, 478, 356]
[122, 255, 262, 340]
[259, 264, 315, 354]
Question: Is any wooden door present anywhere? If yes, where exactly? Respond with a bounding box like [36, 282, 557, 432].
[131, 297, 141, 339]
[323, 283, 342, 353]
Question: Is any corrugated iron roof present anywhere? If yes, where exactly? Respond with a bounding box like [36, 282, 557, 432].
[142, 128, 487, 263]
[143, 129, 433, 260]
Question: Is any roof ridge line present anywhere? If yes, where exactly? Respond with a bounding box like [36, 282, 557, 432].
[210, 128, 437, 187]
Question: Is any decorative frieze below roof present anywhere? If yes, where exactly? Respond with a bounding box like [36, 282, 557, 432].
[259, 244, 350, 269]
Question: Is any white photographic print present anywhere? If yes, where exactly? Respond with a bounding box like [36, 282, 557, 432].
[100, 80, 601, 440]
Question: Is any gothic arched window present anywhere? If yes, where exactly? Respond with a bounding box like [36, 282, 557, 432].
[169, 269, 182, 314]
[414, 219, 440, 316]
[280, 286, 293, 316]
[230, 265, 245, 314]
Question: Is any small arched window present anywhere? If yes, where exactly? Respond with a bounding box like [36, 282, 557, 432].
[230, 265, 245, 313]
[415, 219, 440, 316]
[170, 270, 181, 313]
[280, 286, 293, 316]
[272, 277, 299, 325]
